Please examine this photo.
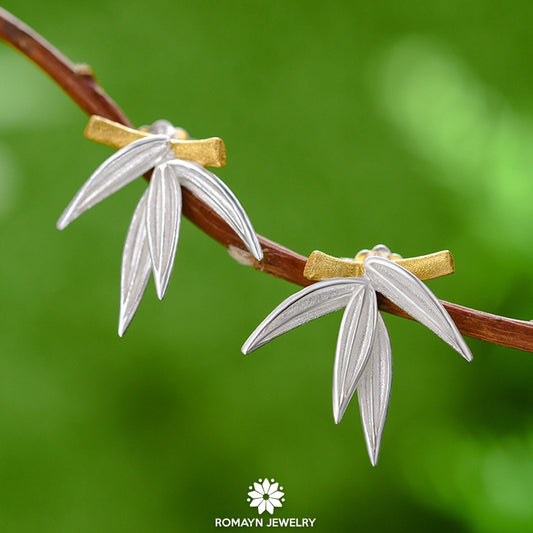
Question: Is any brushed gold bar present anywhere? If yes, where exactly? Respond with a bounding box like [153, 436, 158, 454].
[304, 250, 454, 281]
[84, 115, 227, 168]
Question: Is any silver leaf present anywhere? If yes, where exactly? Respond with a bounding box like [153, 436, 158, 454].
[168, 159, 263, 261]
[363, 256, 472, 361]
[333, 281, 377, 424]
[241, 278, 366, 354]
[57, 135, 170, 230]
[118, 189, 152, 337]
[146, 162, 182, 300]
[357, 313, 393, 466]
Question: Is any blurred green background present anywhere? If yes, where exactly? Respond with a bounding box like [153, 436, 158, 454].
[0, 1, 532, 531]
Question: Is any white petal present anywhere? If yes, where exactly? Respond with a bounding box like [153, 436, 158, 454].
[242, 278, 366, 354]
[167, 159, 263, 261]
[265, 500, 274, 515]
[269, 491, 284, 499]
[146, 162, 182, 299]
[254, 482, 263, 494]
[118, 190, 152, 336]
[248, 491, 262, 499]
[357, 313, 393, 466]
[270, 498, 283, 508]
[57, 135, 170, 229]
[268, 482, 279, 494]
[333, 281, 377, 424]
[258, 501, 267, 514]
[262, 478, 271, 493]
[249, 498, 262, 508]
[363, 256, 472, 361]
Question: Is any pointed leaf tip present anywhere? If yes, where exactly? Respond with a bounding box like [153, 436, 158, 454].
[168, 159, 263, 261]
[333, 281, 377, 424]
[119, 189, 152, 336]
[56, 218, 67, 231]
[363, 256, 472, 362]
[57, 134, 170, 229]
[146, 163, 182, 300]
[242, 278, 367, 355]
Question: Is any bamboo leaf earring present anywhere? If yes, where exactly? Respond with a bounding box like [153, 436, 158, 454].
[242, 245, 472, 465]
[58, 117, 263, 335]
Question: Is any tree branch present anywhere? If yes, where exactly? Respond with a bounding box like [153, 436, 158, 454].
[1, 7, 532, 352]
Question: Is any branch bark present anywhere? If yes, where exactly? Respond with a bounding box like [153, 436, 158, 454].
[1, 7, 532, 352]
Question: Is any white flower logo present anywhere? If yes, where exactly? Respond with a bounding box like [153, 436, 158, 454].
[247, 478, 285, 515]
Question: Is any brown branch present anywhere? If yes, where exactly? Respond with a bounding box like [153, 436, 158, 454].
[0, 8, 131, 125]
[1, 7, 532, 353]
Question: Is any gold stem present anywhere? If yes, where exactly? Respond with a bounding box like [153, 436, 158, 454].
[84, 115, 227, 168]
[304, 250, 455, 281]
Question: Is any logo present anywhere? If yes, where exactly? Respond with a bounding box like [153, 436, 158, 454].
[247, 478, 285, 515]
[214, 476, 317, 528]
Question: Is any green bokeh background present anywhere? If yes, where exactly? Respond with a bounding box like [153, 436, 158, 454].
[0, 1, 532, 531]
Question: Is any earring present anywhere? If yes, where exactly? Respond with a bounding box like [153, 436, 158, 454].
[57, 116, 263, 335]
[242, 244, 472, 465]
